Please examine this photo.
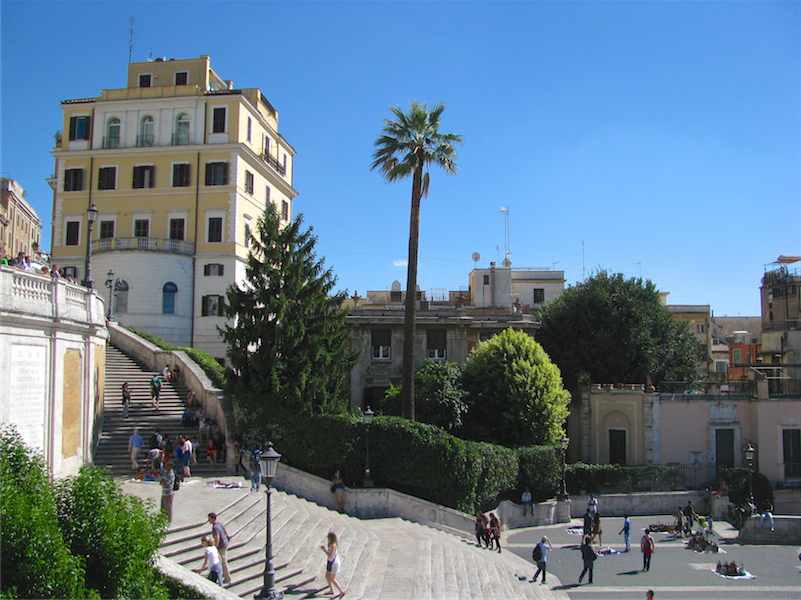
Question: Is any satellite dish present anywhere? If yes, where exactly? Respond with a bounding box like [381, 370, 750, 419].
[472, 252, 481, 269]
[502, 258, 512, 268]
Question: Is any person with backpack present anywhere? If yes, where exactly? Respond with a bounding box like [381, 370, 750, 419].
[578, 535, 597, 584]
[150, 375, 162, 409]
[531, 535, 552, 584]
[641, 528, 655, 571]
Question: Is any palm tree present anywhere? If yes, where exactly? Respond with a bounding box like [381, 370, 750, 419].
[371, 101, 463, 420]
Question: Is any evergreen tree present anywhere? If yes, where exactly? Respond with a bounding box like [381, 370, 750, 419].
[222, 204, 358, 442]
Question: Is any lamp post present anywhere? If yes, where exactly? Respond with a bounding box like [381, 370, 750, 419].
[744, 442, 756, 513]
[104, 270, 115, 320]
[558, 436, 569, 500]
[363, 405, 374, 488]
[256, 442, 283, 600]
[82, 204, 98, 289]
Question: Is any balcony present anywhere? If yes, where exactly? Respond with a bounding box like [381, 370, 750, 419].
[137, 134, 155, 147]
[260, 151, 286, 176]
[172, 132, 191, 146]
[102, 136, 121, 149]
[92, 237, 195, 256]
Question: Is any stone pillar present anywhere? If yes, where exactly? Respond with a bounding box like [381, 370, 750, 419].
[556, 498, 572, 523]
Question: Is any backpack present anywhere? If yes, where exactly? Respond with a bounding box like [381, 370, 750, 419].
[532, 543, 542, 562]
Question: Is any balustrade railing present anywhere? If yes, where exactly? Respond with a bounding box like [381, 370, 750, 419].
[91, 237, 195, 256]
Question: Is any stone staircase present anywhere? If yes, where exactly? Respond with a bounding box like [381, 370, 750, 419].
[95, 344, 228, 479]
[160, 486, 566, 599]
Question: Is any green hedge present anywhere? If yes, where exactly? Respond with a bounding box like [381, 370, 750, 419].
[126, 328, 226, 388]
[518, 446, 562, 501]
[565, 462, 679, 494]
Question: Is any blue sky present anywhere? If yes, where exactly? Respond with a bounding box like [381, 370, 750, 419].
[2, 1, 798, 317]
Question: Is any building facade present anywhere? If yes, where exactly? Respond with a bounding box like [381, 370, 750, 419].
[761, 255, 801, 386]
[1, 178, 42, 260]
[48, 55, 297, 359]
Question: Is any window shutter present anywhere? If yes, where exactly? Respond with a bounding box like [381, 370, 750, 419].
[222, 163, 229, 185]
[205, 164, 212, 186]
[132, 167, 139, 188]
[148, 166, 155, 188]
[219, 264, 224, 276]
[204, 264, 210, 276]
[69, 117, 77, 141]
[201, 296, 208, 317]
[84, 116, 91, 140]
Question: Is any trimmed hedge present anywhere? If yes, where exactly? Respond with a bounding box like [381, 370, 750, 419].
[126, 328, 226, 388]
[518, 446, 562, 501]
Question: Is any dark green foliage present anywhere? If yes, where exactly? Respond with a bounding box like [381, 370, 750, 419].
[566, 462, 678, 494]
[538, 270, 702, 390]
[55, 467, 168, 599]
[461, 328, 571, 446]
[274, 413, 518, 513]
[518, 446, 563, 501]
[0, 427, 87, 599]
[380, 361, 467, 432]
[127, 328, 226, 388]
[222, 204, 358, 442]
[719, 467, 774, 508]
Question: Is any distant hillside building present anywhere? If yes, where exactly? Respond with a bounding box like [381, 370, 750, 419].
[48, 55, 297, 359]
[1, 178, 42, 260]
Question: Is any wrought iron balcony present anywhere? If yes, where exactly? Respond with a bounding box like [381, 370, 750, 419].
[137, 134, 155, 147]
[260, 151, 286, 175]
[92, 236, 195, 256]
[102, 135, 121, 149]
[172, 132, 191, 146]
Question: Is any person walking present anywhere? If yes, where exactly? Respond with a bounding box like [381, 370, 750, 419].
[641, 528, 655, 571]
[619, 514, 632, 552]
[208, 512, 231, 584]
[128, 427, 143, 471]
[196, 536, 223, 585]
[587, 493, 598, 515]
[121, 382, 131, 419]
[578, 535, 597, 584]
[182, 436, 193, 478]
[150, 374, 162, 409]
[583, 508, 594, 537]
[591, 513, 603, 545]
[489, 512, 502, 553]
[332, 470, 346, 513]
[320, 531, 345, 597]
[160, 464, 175, 524]
[531, 535, 551, 584]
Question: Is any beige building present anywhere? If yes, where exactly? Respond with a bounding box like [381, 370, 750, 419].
[761, 256, 801, 385]
[48, 55, 297, 359]
[1, 178, 42, 260]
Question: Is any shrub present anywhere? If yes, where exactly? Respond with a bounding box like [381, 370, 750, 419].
[719, 467, 774, 508]
[518, 446, 562, 501]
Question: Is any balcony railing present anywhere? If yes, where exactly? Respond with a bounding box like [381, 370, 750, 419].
[137, 134, 154, 147]
[260, 151, 286, 175]
[102, 135, 121, 149]
[92, 237, 195, 256]
[172, 132, 191, 146]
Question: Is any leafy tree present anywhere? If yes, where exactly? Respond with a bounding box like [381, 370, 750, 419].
[0, 427, 86, 599]
[381, 360, 467, 431]
[55, 468, 168, 599]
[461, 328, 571, 446]
[538, 270, 702, 390]
[222, 203, 358, 442]
[371, 101, 463, 420]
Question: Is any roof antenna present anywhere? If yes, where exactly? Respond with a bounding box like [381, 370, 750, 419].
[127, 17, 135, 63]
[500, 207, 512, 267]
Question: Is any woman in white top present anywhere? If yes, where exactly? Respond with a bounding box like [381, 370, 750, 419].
[320, 531, 345, 597]
[196, 535, 223, 585]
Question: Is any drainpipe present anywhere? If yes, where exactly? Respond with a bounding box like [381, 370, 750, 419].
[191, 151, 200, 348]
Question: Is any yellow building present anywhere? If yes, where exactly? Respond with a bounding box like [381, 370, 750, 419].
[49, 55, 297, 359]
[1, 178, 42, 261]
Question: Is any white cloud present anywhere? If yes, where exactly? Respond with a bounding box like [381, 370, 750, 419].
[393, 260, 408, 267]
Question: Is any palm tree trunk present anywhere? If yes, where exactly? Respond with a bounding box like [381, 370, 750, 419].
[401, 160, 423, 420]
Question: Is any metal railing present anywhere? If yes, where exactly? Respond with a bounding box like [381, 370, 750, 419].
[102, 135, 121, 149]
[91, 237, 194, 256]
[136, 134, 154, 147]
[172, 132, 191, 146]
[260, 151, 286, 175]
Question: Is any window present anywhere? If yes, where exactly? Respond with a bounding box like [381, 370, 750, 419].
[64, 168, 83, 191]
[139, 74, 152, 87]
[247, 117, 252, 142]
[212, 107, 226, 133]
[132, 165, 155, 189]
[173, 163, 190, 187]
[371, 329, 391, 360]
[697, 324, 706, 334]
[784, 429, 801, 479]
[207, 217, 223, 243]
[174, 71, 188, 85]
[134, 219, 149, 238]
[202, 295, 224, 317]
[63, 266, 77, 278]
[162, 282, 178, 314]
[174, 113, 190, 145]
[99, 220, 115, 239]
[244, 170, 254, 194]
[263, 135, 271, 155]
[533, 288, 545, 304]
[265, 185, 271, 203]
[105, 118, 121, 148]
[244, 218, 251, 248]
[68, 116, 91, 141]
[65, 221, 80, 246]
[204, 263, 225, 276]
[427, 329, 446, 360]
[283, 153, 287, 172]
[139, 116, 154, 147]
[114, 280, 129, 313]
[205, 162, 228, 186]
[483, 275, 490, 285]
[98, 166, 116, 190]
[733, 349, 743, 364]
[169, 218, 185, 241]
[281, 200, 289, 221]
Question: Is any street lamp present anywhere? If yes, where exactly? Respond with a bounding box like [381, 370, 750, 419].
[256, 442, 283, 600]
[104, 270, 115, 320]
[744, 442, 756, 513]
[82, 204, 98, 289]
[558, 436, 569, 500]
[363, 405, 374, 488]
